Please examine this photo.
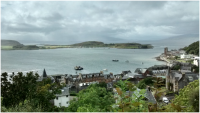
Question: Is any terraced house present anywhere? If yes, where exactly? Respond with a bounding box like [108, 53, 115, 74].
[165, 68, 199, 92]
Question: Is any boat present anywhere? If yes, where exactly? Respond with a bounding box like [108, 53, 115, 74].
[125, 60, 129, 63]
[112, 60, 119, 62]
[74, 66, 83, 70]
[103, 69, 108, 71]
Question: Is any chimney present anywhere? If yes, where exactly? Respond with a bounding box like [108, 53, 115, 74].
[182, 72, 185, 79]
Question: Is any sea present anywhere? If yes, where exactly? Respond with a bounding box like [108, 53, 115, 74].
[1, 40, 198, 76]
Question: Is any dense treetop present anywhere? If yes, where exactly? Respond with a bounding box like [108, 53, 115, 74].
[183, 41, 199, 55]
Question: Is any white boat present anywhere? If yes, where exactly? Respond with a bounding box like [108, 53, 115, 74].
[103, 69, 108, 71]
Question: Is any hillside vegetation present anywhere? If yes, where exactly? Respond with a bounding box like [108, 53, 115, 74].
[1, 40, 39, 50]
[1, 40, 23, 46]
[182, 41, 199, 55]
[70, 41, 153, 49]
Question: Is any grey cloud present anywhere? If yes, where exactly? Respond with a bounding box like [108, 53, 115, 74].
[1, 1, 199, 44]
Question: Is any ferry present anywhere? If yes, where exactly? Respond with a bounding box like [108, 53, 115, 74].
[74, 66, 83, 70]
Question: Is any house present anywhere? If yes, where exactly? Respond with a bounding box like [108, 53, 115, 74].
[121, 72, 144, 84]
[104, 74, 114, 83]
[152, 70, 166, 77]
[166, 67, 199, 92]
[114, 74, 123, 81]
[107, 82, 113, 90]
[65, 72, 115, 93]
[66, 74, 81, 93]
[180, 62, 193, 70]
[121, 70, 131, 76]
[53, 87, 70, 107]
[180, 54, 192, 59]
[193, 57, 199, 66]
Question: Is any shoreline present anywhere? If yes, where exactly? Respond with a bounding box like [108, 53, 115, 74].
[154, 56, 167, 63]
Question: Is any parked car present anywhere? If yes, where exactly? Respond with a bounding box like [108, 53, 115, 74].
[162, 97, 169, 104]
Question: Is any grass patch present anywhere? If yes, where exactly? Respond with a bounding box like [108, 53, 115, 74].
[176, 59, 187, 63]
[1, 46, 13, 50]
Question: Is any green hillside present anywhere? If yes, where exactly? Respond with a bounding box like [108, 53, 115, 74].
[183, 41, 199, 55]
[1, 40, 23, 46]
[1, 40, 39, 50]
[71, 41, 104, 47]
[70, 41, 153, 49]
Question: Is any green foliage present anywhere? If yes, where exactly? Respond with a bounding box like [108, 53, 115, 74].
[183, 41, 199, 55]
[70, 41, 153, 49]
[67, 83, 115, 112]
[1, 72, 39, 108]
[1, 71, 64, 112]
[1, 100, 42, 112]
[33, 78, 64, 111]
[171, 64, 181, 70]
[13, 45, 39, 50]
[113, 80, 148, 112]
[1, 40, 22, 46]
[137, 77, 155, 89]
[186, 59, 193, 63]
[191, 65, 199, 73]
[165, 80, 199, 112]
[175, 56, 179, 60]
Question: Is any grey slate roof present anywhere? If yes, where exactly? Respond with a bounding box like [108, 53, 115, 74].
[184, 72, 199, 82]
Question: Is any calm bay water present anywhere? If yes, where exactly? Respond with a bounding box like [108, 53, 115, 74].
[1, 43, 186, 75]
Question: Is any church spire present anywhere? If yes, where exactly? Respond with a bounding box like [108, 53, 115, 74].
[43, 68, 47, 77]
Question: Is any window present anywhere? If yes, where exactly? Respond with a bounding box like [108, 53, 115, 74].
[66, 95, 68, 97]
[56, 97, 58, 100]
[59, 103, 61, 106]
[66, 101, 69, 104]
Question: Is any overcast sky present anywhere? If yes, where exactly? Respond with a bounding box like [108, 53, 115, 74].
[1, 1, 199, 44]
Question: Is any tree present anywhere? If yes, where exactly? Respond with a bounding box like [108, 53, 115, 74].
[191, 65, 199, 73]
[164, 80, 199, 112]
[1, 72, 39, 108]
[1, 99, 42, 112]
[175, 56, 179, 60]
[171, 64, 180, 70]
[32, 77, 64, 111]
[67, 83, 115, 112]
[183, 41, 199, 56]
[112, 80, 148, 112]
[137, 77, 155, 89]
[1, 71, 64, 112]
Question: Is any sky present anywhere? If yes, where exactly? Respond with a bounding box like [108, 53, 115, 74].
[1, 1, 199, 45]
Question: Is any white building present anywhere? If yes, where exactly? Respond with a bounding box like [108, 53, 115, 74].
[54, 87, 70, 107]
[193, 57, 199, 66]
[180, 54, 192, 59]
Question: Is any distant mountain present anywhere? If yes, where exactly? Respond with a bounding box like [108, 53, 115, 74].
[1, 40, 39, 50]
[1, 40, 23, 46]
[154, 34, 199, 46]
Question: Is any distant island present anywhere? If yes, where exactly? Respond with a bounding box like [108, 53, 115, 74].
[1, 40, 153, 50]
[41, 41, 153, 49]
[1, 40, 39, 50]
[70, 41, 153, 49]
